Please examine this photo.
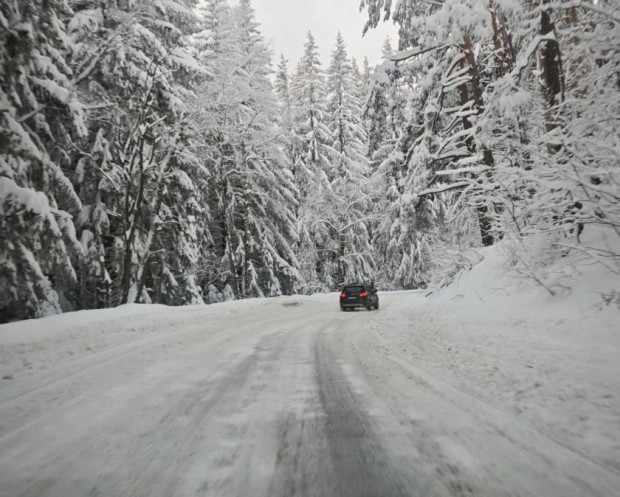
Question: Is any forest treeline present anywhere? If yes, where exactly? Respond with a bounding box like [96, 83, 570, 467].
[1, 0, 618, 322]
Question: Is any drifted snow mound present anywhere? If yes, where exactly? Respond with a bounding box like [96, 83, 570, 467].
[435, 229, 620, 326]
[377, 239, 620, 473]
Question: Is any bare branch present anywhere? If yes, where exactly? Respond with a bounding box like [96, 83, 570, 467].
[419, 181, 471, 197]
[389, 44, 449, 63]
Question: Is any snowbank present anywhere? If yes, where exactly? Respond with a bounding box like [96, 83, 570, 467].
[0, 296, 310, 346]
[377, 241, 620, 472]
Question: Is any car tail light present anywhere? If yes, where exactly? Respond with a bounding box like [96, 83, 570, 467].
[340, 291, 346, 298]
[360, 291, 368, 298]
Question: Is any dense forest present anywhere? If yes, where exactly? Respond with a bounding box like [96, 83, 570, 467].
[1, 0, 618, 322]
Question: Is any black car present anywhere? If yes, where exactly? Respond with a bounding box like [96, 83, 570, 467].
[339, 282, 379, 311]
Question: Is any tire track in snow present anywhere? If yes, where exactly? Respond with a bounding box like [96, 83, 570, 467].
[3, 351, 260, 497]
[0, 309, 318, 444]
[312, 330, 411, 497]
[264, 323, 336, 497]
[177, 327, 317, 497]
[0, 322, 299, 497]
[348, 322, 620, 497]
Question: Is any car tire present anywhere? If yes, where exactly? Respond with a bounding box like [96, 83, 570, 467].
[375, 301, 379, 310]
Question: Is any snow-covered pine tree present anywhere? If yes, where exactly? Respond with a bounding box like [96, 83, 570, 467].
[369, 53, 443, 289]
[362, 1, 480, 288]
[231, 0, 301, 298]
[365, 62, 394, 161]
[350, 57, 364, 104]
[190, 0, 237, 301]
[275, 54, 298, 182]
[361, 0, 501, 249]
[190, 0, 300, 300]
[289, 31, 336, 290]
[290, 32, 333, 195]
[193, 0, 232, 66]
[323, 33, 374, 287]
[326, 34, 368, 185]
[68, 0, 205, 306]
[0, 0, 85, 322]
[275, 55, 293, 144]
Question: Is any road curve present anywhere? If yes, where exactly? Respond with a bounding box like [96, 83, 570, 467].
[0, 295, 619, 497]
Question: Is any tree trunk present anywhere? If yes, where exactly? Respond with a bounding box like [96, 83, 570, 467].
[500, 16, 516, 70]
[540, 0, 565, 131]
[489, 0, 506, 78]
[239, 141, 250, 299]
[337, 231, 345, 288]
[460, 36, 497, 246]
[119, 135, 147, 304]
[134, 131, 179, 303]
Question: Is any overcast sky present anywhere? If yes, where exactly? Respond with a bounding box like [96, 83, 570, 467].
[248, 0, 398, 69]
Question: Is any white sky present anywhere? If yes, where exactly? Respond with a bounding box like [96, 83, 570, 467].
[248, 0, 398, 69]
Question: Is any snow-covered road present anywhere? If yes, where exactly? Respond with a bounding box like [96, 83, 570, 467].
[1, 293, 619, 497]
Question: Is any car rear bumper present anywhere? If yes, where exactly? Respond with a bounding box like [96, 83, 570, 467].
[340, 300, 368, 309]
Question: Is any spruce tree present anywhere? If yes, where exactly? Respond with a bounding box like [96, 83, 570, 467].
[68, 0, 204, 306]
[0, 0, 85, 321]
[324, 33, 374, 287]
[289, 32, 335, 290]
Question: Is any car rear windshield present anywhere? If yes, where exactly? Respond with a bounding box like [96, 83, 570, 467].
[344, 285, 364, 294]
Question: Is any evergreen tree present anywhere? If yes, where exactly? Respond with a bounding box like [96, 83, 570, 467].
[274, 54, 297, 178]
[326, 34, 367, 183]
[68, 0, 204, 306]
[289, 32, 335, 290]
[191, 0, 301, 300]
[0, 0, 85, 321]
[290, 32, 333, 192]
[232, 0, 301, 298]
[274, 55, 293, 138]
[324, 33, 374, 287]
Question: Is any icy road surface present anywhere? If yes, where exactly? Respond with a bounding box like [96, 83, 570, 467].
[1, 293, 619, 497]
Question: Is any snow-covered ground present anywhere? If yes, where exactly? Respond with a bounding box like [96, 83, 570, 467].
[378, 245, 620, 480]
[1, 247, 619, 497]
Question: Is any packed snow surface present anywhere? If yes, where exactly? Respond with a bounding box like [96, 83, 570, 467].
[1, 251, 619, 496]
